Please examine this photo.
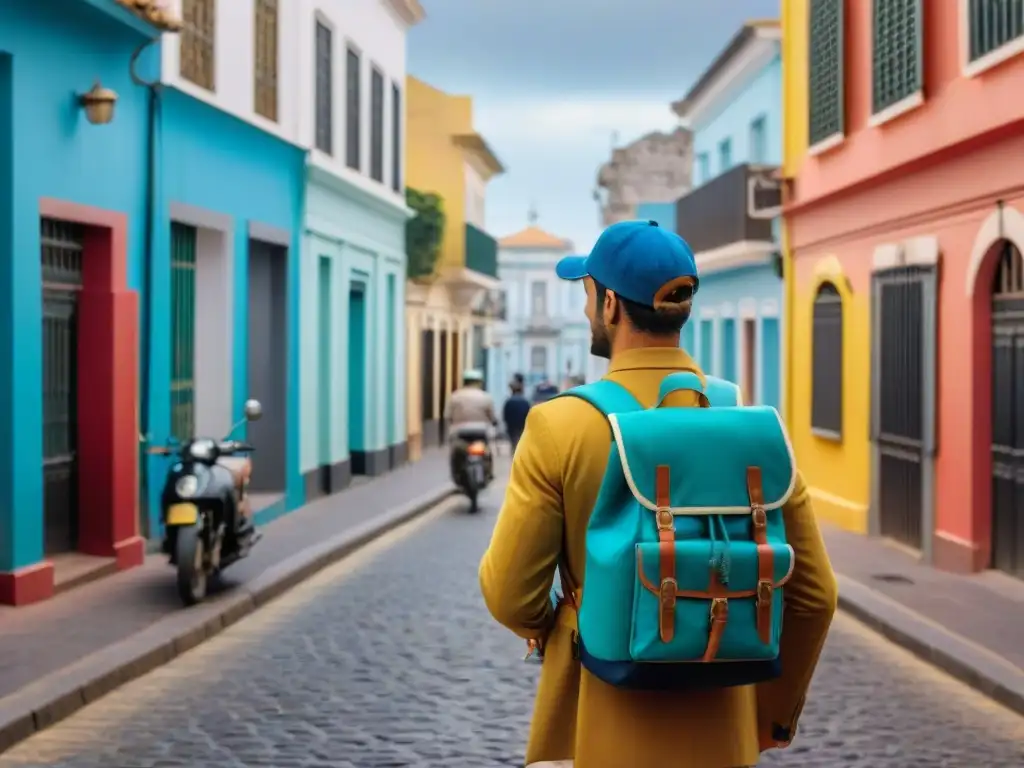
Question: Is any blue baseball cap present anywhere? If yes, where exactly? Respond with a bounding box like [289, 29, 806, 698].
[555, 220, 699, 306]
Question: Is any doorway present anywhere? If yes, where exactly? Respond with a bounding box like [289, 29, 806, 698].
[991, 241, 1024, 578]
[870, 265, 937, 553]
[438, 331, 449, 441]
[348, 282, 368, 473]
[742, 318, 757, 404]
[317, 256, 332, 493]
[247, 240, 288, 493]
[41, 218, 83, 555]
[421, 328, 436, 445]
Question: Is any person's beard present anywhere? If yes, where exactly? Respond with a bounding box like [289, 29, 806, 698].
[590, 315, 611, 359]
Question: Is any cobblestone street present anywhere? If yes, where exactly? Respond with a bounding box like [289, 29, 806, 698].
[3, 473, 1024, 768]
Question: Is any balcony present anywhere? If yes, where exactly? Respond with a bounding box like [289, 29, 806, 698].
[674, 163, 780, 255]
[464, 223, 498, 278]
[440, 223, 499, 309]
[518, 313, 562, 336]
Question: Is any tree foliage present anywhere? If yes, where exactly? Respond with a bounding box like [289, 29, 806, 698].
[405, 188, 445, 279]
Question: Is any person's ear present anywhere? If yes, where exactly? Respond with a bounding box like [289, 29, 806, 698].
[603, 288, 620, 326]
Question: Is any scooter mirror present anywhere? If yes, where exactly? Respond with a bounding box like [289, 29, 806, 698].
[243, 399, 263, 422]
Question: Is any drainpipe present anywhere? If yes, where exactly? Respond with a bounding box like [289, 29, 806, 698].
[130, 37, 162, 535]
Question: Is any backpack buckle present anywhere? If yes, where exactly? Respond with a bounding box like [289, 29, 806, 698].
[751, 504, 767, 529]
[655, 507, 674, 531]
[757, 579, 773, 605]
[659, 578, 677, 643]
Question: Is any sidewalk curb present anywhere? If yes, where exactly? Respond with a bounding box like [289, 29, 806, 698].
[0, 485, 458, 754]
[836, 573, 1024, 716]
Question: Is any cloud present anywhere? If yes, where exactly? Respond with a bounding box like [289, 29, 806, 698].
[475, 97, 678, 145]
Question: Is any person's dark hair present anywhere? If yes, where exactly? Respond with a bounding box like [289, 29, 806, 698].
[594, 280, 693, 335]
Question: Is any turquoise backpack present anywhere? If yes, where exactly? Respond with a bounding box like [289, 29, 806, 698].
[556, 371, 796, 690]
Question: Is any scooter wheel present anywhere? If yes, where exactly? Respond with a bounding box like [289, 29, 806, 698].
[175, 525, 208, 606]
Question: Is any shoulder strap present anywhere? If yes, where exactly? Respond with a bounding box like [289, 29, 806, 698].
[557, 380, 644, 418]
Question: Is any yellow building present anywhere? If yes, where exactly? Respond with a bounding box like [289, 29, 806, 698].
[404, 76, 505, 460]
[780, 0, 870, 533]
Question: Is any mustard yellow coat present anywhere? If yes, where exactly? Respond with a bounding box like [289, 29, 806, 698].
[480, 348, 838, 768]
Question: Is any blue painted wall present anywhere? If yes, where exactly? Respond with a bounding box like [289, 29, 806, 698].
[636, 202, 676, 231]
[691, 264, 781, 409]
[684, 39, 783, 410]
[691, 54, 782, 184]
[0, 0, 153, 571]
[144, 87, 307, 533]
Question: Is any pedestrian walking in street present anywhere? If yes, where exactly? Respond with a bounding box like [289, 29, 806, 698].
[503, 378, 531, 456]
[479, 220, 838, 768]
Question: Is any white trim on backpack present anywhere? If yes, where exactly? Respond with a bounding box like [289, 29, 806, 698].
[607, 408, 798, 514]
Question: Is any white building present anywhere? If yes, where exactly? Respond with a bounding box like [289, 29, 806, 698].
[160, 0, 423, 504]
[487, 221, 608, 405]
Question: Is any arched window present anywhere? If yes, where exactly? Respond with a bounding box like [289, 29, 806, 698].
[811, 282, 843, 436]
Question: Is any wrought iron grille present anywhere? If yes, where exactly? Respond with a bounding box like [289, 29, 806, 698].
[968, 0, 1024, 62]
[872, 0, 923, 114]
[314, 21, 332, 154]
[811, 282, 843, 435]
[41, 218, 85, 287]
[370, 67, 385, 183]
[170, 223, 197, 442]
[808, 0, 845, 146]
[346, 47, 361, 170]
[41, 217, 83, 554]
[991, 241, 1024, 577]
[254, 0, 278, 122]
[391, 82, 402, 192]
[180, 0, 216, 91]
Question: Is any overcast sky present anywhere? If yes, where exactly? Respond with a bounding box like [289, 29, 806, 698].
[407, 0, 779, 253]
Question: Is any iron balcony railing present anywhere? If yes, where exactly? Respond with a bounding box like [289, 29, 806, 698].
[674, 162, 779, 254]
[464, 223, 498, 278]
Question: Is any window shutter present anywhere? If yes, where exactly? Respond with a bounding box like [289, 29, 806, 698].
[872, 0, 923, 114]
[808, 0, 845, 147]
[968, 0, 1024, 62]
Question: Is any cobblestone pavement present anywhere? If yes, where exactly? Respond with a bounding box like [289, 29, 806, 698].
[3, 473, 1024, 768]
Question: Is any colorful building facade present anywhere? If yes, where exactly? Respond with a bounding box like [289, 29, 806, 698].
[297, 2, 422, 498]
[672, 20, 784, 409]
[0, 0, 182, 605]
[783, 0, 1024, 577]
[404, 76, 502, 459]
[488, 223, 602, 404]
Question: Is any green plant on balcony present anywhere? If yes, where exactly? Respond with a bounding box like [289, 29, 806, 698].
[406, 188, 445, 280]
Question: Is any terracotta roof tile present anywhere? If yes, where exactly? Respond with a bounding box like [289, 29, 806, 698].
[114, 0, 183, 32]
[498, 226, 572, 250]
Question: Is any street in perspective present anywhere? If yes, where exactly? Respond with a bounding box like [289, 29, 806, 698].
[3, 470, 1024, 767]
[3, 0, 1024, 766]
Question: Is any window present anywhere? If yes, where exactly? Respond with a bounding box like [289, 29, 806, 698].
[872, 0, 922, 114]
[718, 138, 732, 173]
[696, 152, 710, 184]
[749, 116, 767, 163]
[346, 47, 362, 170]
[391, 82, 402, 192]
[370, 67, 384, 182]
[967, 0, 1024, 62]
[811, 283, 843, 435]
[180, 0, 216, 91]
[531, 281, 548, 317]
[808, 0, 845, 147]
[254, 0, 278, 121]
[314, 21, 332, 154]
[530, 346, 548, 372]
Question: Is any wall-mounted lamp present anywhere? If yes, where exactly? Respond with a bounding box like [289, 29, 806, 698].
[78, 81, 119, 125]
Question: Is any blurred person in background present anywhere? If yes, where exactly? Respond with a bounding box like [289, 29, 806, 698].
[503, 377, 531, 455]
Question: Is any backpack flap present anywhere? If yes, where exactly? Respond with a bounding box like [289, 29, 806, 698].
[607, 406, 796, 515]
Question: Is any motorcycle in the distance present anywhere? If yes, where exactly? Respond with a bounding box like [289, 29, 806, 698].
[148, 399, 263, 605]
[450, 422, 494, 513]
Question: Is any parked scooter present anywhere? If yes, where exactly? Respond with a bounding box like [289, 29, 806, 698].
[450, 422, 494, 513]
[149, 399, 263, 606]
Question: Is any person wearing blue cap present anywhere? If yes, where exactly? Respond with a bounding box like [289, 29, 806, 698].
[480, 220, 837, 767]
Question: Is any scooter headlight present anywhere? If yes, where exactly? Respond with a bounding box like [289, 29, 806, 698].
[175, 474, 199, 498]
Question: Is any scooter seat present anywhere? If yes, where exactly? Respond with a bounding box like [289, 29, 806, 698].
[216, 456, 251, 488]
